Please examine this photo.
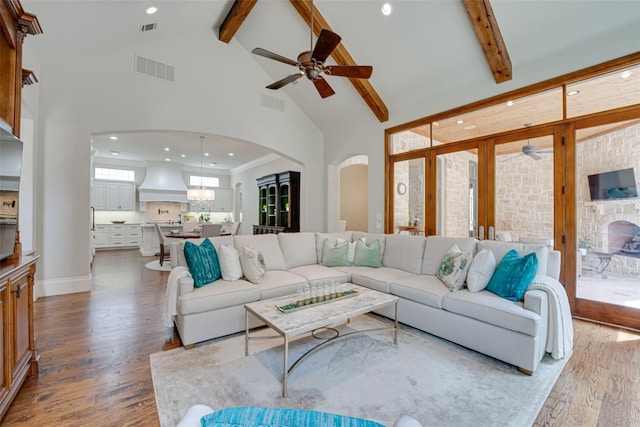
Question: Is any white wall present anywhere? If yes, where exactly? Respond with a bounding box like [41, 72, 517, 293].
[24, 29, 324, 297]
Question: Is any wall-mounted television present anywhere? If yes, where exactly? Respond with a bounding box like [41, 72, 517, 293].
[588, 168, 638, 201]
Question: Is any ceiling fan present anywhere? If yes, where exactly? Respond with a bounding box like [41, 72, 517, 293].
[503, 140, 553, 161]
[251, 2, 372, 98]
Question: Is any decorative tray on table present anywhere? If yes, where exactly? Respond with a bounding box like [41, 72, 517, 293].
[276, 288, 359, 313]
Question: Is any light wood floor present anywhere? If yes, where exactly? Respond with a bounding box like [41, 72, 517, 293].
[2, 249, 639, 426]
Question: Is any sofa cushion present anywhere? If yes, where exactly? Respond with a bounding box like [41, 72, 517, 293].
[352, 232, 386, 257]
[321, 239, 350, 267]
[354, 239, 383, 267]
[466, 249, 496, 292]
[350, 267, 411, 293]
[421, 236, 478, 275]
[486, 249, 538, 301]
[287, 264, 349, 286]
[234, 234, 286, 271]
[218, 244, 243, 281]
[258, 271, 308, 300]
[278, 232, 318, 269]
[240, 245, 266, 284]
[178, 279, 260, 315]
[436, 244, 473, 291]
[390, 275, 449, 309]
[315, 232, 353, 263]
[442, 290, 541, 336]
[183, 238, 221, 288]
[477, 240, 548, 278]
[382, 234, 426, 275]
[171, 236, 234, 269]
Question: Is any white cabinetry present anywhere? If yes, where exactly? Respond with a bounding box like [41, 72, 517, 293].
[211, 188, 233, 212]
[94, 182, 135, 211]
[125, 225, 142, 246]
[93, 225, 110, 248]
[93, 224, 142, 249]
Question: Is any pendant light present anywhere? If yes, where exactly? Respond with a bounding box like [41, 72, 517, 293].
[187, 136, 215, 202]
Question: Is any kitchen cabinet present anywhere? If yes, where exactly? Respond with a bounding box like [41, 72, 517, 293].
[254, 171, 299, 234]
[93, 224, 141, 249]
[93, 226, 109, 248]
[211, 188, 233, 212]
[94, 182, 135, 211]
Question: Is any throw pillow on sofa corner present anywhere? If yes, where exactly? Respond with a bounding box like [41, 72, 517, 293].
[321, 238, 350, 267]
[217, 244, 243, 281]
[353, 239, 383, 268]
[466, 249, 496, 292]
[183, 238, 221, 288]
[337, 236, 366, 264]
[486, 249, 538, 301]
[437, 244, 473, 291]
[240, 245, 266, 284]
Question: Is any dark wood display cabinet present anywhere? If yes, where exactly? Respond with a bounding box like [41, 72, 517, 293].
[254, 171, 300, 234]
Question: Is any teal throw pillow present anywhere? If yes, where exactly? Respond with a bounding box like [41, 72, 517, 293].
[183, 238, 221, 288]
[486, 249, 538, 301]
[321, 239, 350, 267]
[353, 239, 382, 268]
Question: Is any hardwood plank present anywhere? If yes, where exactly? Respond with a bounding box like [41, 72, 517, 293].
[1, 249, 639, 425]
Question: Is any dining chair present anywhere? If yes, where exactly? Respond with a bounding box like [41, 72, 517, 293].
[201, 223, 222, 237]
[229, 221, 241, 236]
[154, 224, 171, 266]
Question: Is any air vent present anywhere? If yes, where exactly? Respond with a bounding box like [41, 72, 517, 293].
[261, 94, 285, 112]
[140, 23, 157, 32]
[135, 55, 175, 82]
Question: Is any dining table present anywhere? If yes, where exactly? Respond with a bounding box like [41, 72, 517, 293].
[165, 231, 231, 239]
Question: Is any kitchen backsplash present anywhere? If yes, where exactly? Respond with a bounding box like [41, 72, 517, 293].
[94, 201, 233, 224]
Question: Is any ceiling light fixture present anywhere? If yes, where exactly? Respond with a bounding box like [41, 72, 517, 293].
[146, 6, 157, 14]
[187, 136, 216, 202]
[456, 120, 464, 124]
[181, 154, 186, 158]
[381, 3, 392, 16]
[506, 100, 514, 107]
[165, 158, 171, 162]
[109, 136, 118, 140]
[164, 147, 170, 151]
[566, 90, 580, 96]
[110, 151, 120, 155]
[621, 70, 632, 79]
[228, 152, 234, 157]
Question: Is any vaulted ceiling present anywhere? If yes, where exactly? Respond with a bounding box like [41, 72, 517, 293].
[21, 0, 640, 167]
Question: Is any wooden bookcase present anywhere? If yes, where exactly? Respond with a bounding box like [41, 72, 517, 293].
[254, 171, 300, 234]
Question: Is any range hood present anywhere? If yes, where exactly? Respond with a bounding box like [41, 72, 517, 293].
[138, 161, 189, 202]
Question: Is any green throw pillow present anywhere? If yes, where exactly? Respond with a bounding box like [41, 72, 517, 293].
[321, 239, 350, 267]
[486, 249, 538, 301]
[183, 238, 221, 288]
[353, 239, 382, 268]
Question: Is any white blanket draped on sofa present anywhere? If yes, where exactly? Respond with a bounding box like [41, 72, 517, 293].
[162, 266, 191, 328]
[529, 275, 574, 359]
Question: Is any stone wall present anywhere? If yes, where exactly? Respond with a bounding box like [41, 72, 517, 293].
[437, 151, 475, 237]
[577, 123, 640, 276]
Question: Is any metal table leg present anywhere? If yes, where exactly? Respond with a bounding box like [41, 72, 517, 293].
[283, 336, 289, 398]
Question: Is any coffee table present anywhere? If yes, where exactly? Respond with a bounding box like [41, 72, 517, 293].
[244, 284, 399, 397]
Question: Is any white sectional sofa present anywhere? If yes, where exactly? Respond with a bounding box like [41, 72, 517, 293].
[167, 231, 571, 373]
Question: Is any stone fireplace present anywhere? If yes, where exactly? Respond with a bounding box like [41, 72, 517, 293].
[608, 220, 640, 258]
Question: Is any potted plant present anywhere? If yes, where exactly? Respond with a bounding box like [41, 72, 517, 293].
[578, 236, 592, 256]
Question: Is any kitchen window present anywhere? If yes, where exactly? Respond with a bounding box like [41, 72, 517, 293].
[190, 176, 219, 188]
[94, 167, 135, 181]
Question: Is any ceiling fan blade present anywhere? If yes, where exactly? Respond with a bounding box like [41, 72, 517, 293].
[266, 73, 303, 90]
[502, 153, 524, 162]
[324, 65, 372, 79]
[528, 152, 542, 160]
[312, 29, 341, 63]
[252, 48, 298, 67]
[313, 77, 335, 98]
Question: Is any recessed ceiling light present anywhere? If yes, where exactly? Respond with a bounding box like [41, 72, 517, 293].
[165, 158, 171, 162]
[567, 90, 580, 96]
[204, 152, 209, 157]
[463, 125, 476, 130]
[456, 120, 464, 125]
[146, 6, 157, 14]
[164, 147, 170, 151]
[621, 70, 632, 79]
[432, 122, 438, 127]
[506, 100, 514, 107]
[110, 151, 120, 156]
[228, 152, 234, 157]
[109, 136, 118, 140]
[181, 154, 186, 158]
[210, 162, 217, 166]
[381, 3, 392, 16]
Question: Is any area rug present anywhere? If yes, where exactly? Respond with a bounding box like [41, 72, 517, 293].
[150, 315, 569, 427]
[145, 260, 171, 272]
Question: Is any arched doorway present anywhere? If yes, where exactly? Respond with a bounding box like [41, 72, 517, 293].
[339, 156, 368, 232]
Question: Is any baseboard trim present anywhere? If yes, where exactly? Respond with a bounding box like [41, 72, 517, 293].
[35, 274, 92, 299]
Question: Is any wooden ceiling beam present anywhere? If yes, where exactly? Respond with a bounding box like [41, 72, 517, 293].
[218, 0, 258, 44]
[289, 0, 389, 122]
[462, 0, 512, 84]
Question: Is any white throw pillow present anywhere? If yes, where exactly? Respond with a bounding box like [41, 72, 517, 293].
[337, 236, 365, 264]
[436, 244, 473, 291]
[466, 249, 497, 292]
[240, 245, 266, 284]
[217, 244, 243, 281]
[394, 415, 424, 427]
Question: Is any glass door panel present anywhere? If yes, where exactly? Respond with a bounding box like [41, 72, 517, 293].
[435, 148, 479, 237]
[575, 119, 640, 313]
[392, 159, 425, 235]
